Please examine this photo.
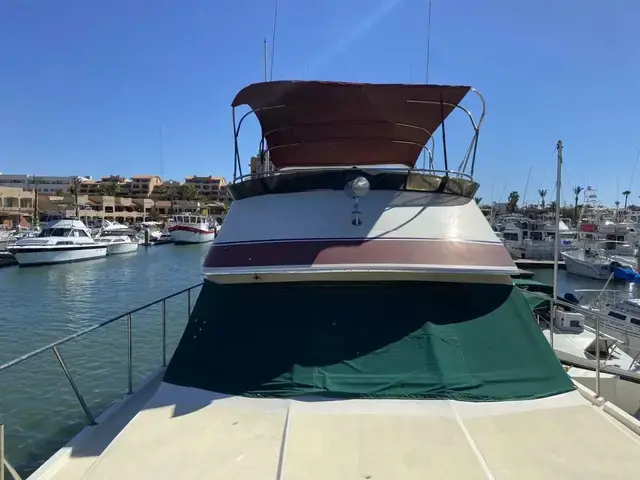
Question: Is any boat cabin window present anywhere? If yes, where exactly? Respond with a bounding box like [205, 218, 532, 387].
[608, 311, 627, 321]
[72, 229, 89, 237]
[503, 232, 519, 241]
[631, 318, 640, 326]
[38, 228, 72, 237]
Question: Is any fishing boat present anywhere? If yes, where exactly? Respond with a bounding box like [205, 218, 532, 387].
[562, 247, 637, 280]
[167, 214, 218, 244]
[6, 219, 107, 266]
[27, 81, 640, 478]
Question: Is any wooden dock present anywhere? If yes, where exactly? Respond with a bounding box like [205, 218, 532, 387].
[514, 259, 565, 270]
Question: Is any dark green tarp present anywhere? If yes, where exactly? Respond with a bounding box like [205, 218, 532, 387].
[513, 278, 554, 312]
[164, 280, 574, 401]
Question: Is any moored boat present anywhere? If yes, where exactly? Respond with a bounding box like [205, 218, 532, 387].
[7, 218, 107, 266]
[25, 81, 640, 479]
[168, 214, 217, 244]
[94, 232, 139, 255]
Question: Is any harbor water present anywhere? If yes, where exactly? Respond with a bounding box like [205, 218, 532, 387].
[0, 252, 639, 476]
[0, 243, 209, 476]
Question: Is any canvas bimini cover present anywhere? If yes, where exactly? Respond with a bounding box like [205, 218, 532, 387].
[232, 81, 471, 169]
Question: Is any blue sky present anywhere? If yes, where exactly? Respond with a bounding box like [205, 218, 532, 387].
[1, 0, 639, 206]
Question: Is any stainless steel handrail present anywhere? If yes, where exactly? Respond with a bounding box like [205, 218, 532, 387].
[232, 166, 474, 184]
[0, 282, 203, 477]
[0, 423, 21, 480]
[516, 287, 640, 398]
[0, 283, 201, 373]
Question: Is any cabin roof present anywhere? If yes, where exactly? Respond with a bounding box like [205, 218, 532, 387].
[232, 81, 471, 169]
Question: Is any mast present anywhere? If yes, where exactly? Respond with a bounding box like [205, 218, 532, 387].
[551, 140, 563, 348]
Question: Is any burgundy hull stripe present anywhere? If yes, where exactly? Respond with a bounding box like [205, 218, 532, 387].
[203, 239, 514, 269]
[169, 226, 214, 235]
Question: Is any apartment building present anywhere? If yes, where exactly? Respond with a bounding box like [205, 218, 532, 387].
[249, 153, 273, 174]
[184, 175, 228, 202]
[0, 174, 74, 194]
[0, 186, 34, 227]
[78, 178, 102, 195]
[131, 175, 162, 197]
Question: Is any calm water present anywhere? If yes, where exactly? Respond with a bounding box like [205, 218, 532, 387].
[0, 243, 209, 475]
[0, 258, 636, 476]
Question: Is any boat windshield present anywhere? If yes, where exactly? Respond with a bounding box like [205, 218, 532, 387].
[38, 228, 72, 237]
[37, 228, 89, 238]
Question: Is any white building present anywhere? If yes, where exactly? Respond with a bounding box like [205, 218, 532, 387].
[0, 174, 76, 194]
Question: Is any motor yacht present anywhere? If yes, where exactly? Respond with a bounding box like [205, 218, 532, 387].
[26, 81, 640, 479]
[7, 218, 107, 266]
[94, 231, 139, 255]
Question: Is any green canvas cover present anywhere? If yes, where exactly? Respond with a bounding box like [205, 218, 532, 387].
[513, 279, 554, 312]
[164, 280, 574, 401]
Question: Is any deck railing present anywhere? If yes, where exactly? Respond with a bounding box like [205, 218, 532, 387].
[0, 282, 203, 480]
[517, 288, 640, 396]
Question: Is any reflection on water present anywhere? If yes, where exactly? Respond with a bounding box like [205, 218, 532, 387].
[0, 243, 209, 476]
[0, 244, 209, 363]
[532, 268, 640, 299]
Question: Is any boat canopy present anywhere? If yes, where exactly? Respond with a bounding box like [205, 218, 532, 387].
[232, 81, 472, 169]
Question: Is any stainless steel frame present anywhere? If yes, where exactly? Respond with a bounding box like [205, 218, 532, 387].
[233, 166, 474, 184]
[515, 287, 640, 398]
[231, 88, 486, 182]
[0, 283, 202, 478]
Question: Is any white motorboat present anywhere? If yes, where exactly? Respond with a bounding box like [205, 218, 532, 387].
[93, 222, 140, 255]
[519, 282, 640, 416]
[7, 219, 107, 266]
[574, 289, 640, 357]
[22, 82, 640, 479]
[94, 231, 139, 255]
[168, 214, 218, 244]
[562, 248, 636, 280]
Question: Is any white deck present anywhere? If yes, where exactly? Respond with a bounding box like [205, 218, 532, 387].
[30, 376, 640, 480]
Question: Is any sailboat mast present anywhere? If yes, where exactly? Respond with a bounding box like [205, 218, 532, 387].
[263, 38, 268, 82]
[551, 140, 563, 348]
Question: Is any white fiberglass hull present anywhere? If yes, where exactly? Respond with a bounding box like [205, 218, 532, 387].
[169, 228, 215, 245]
[9, 244, 107, 266]
[106, 242, 139, 255]
[562, 252, 614, 280]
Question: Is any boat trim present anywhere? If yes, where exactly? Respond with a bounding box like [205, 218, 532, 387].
[203, 237, 513, 270]
[7, 244, 107, 253]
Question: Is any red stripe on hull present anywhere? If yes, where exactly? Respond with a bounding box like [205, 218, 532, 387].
[203, 239, 514, 269]
[168, 225, 215, 235]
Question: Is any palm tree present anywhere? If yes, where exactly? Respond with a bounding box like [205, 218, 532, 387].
[572, 186, 584, 222]
[623, 190, 632, 209]
[30, 176, 45, 225]
[538, 189, 547, 208]
[474, 196, 483, 205]
[178, 183, 200, 201]
[68, 177, 83, 219]
[99, 182, 120, 197]
[507, 191, 519, 213]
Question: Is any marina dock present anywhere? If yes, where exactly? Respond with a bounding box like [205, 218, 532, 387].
[515, 259, 566, 270]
